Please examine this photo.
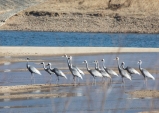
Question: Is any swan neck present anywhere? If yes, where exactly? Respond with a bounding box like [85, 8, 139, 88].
[139, 63, 142, 70]
[121, 64, 125, 69]
[102, 61, 106, 68]
[117, 60, 121, 70]
[94, 62, 98, 69]
[97, 62, 99, 69]
[85, 62, 90, 71]
[48, 64, 53, 70]
[70, 62, 73, 68]
[43, 63, 46, 69]
[67, 58, 71, 67]
[70, 58, 72, 65]
[26, 60, 29, 68]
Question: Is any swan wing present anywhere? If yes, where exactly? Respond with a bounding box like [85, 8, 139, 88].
[91, 70, 103, 77]
[99, 69, 111, 78]
[142, 69, 155, 80]
[30, 66, 41, 75]
[54, 68, 67, 79]
[127, 67, 140, 75]
[71, 68, 83, 79]
[73, 65, 85, 75]
[121, 70, 131, 80]
[106, 68, 118, 76]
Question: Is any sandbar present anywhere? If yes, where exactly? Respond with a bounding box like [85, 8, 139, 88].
[0, 47, 159, 57]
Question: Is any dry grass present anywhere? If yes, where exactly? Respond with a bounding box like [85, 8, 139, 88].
[1, 0, 159, 32]
[26, 0, 159, 15]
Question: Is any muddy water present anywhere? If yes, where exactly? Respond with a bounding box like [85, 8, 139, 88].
[0, 53, 159, 113]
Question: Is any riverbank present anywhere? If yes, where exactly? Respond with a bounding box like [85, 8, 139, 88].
[1, 47, 159, 57]
[0, 0, 44, 27]
[1, 46, 159, 67]
[0, 0, 159, 33]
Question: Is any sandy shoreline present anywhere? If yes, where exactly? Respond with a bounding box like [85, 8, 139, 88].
[0, 46, 159, 65]
[0, 47, 159, 57]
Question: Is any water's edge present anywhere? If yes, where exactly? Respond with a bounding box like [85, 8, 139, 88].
[0, 47, 159, 57]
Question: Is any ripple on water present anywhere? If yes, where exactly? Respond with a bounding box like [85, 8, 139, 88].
[0, 31, 159, 47]
[4, 69, 11, 72]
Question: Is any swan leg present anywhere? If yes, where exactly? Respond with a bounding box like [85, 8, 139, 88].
[92, 77, 95, 86]
[73, 76, 75, 84]
[31, 73, 35, 84]
[122, 77, 125, 89]
[105, 77, 107, 82]
[102, 77, 104, 83]
[103, 78, 107, 85]
[50, 75, 52, 84]
[56, 78, 58, 85]
[144, 77, 146, 88]
[109, 78, 112, 86]
[75, 77, 77, 86]
[110, 78, 113, 87]
[56, 76, 59, 85]
[33, 74, 35, 84]
[58, 77, 60, 84]
[77, 77, 80, 85]
[31, 73, 33, 84]
[110, 78, 112, 83]
[103, 77, 107, 84]
[145, 77, 147, 89]
[122, 77, 125, 90]
[73, 76, 76, 86]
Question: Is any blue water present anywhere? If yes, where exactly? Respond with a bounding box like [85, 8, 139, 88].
[0, 31, 159, 47]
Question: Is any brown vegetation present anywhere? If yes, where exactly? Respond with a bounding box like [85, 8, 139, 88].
[1, 0, 159, 33]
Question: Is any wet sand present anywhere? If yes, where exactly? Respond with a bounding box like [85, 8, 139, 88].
[0, 83, 90, 94]
[1, 83, 159, 100]
[139, 111, 159, 113]
[0, 93, 77, 100]
[128, 90, 159, 98]
[0, 83, 90, 99]
[0, 81, 109, 100]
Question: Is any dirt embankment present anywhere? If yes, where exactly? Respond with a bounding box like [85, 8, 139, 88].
[0, 0, 159, 33]
[0, 0, 44, 26]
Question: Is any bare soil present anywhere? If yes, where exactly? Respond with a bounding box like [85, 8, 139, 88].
[0, 0, 159, 33]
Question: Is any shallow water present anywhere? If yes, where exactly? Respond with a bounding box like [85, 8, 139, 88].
[0, 53, 159, 113]
[0, 31, 159, 47]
